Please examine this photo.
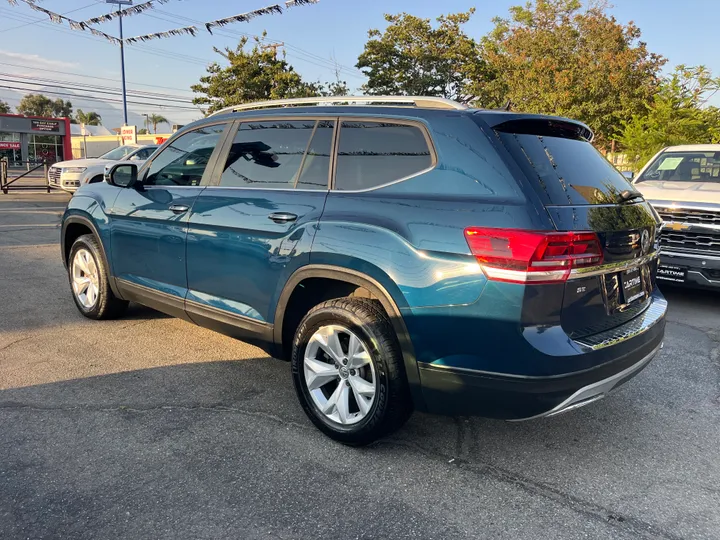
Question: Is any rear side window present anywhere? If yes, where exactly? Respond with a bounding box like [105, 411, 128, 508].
[334, 121, 432, 191]
[219, 120, 333, 190]
[497, 129, 633, 205]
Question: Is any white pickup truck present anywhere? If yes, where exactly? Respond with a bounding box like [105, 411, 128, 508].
[634, 144, 720, 290]
[49, 144, 158, 193]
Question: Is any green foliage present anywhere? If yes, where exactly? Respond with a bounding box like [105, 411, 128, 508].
[147, 114, 169, 134]
[138, 128, 149, 135]
[192, 35, 320, 113]
[481, 0, 665, 147]
[75, 109, 102, 126]
[17, 94, 73, 118]
[619, 65, 720, 170]
[0, 100, 11, 114]
[356, 10, 485, 102]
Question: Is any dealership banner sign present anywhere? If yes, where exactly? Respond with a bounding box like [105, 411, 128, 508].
[31, 120, 60, 132]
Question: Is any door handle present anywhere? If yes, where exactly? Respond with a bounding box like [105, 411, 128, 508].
[268, 212, 298, 223]
[169, 204, 190, 214]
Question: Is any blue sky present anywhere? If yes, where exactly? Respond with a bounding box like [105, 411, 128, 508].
[0, 0, 718, 127]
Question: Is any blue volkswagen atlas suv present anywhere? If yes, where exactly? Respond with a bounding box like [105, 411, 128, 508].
[61, 96, 666, 445]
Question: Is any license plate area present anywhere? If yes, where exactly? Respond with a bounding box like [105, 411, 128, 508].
[656, 264, 687, 283]
[602, 263, 651, 314]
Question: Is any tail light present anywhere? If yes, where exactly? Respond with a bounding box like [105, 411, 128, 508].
[464, 228, 603, 284]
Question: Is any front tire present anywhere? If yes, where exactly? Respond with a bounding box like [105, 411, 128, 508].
[291, 298, 412, 446]
[68, 234, 128, 320]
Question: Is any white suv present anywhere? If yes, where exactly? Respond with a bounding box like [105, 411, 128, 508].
[49, 145, 158, 192]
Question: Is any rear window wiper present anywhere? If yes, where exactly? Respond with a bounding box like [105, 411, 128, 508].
[617, 189, 644, 204]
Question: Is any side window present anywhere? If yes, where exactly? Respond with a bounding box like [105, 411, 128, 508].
[334, 121, 432, 191]
[219, 120, 333, 190]
[129, 148, 153, 161]
[144, 125, 226, 186]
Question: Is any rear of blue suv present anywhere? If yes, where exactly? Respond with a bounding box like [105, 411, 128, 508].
[61, 97, 665, 445]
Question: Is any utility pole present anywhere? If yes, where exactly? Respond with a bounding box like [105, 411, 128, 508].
[261, 42, 284, 57]
[108, 0, 133, 126]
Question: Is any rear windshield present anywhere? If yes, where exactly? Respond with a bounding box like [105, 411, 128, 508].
[497, 131, 634, 206]
[637, 151, 720, 183]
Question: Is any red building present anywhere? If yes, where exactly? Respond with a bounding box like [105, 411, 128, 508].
[0, 113, 73, 166]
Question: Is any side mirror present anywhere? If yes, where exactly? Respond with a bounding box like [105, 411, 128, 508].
[622, 170, 635, 181]
[105, 163, 138, 188]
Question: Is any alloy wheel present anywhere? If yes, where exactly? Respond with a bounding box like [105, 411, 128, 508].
[72, 248, 100, 309]
[303, 324, 377, 425]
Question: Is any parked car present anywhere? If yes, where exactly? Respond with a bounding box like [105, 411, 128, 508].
[634, 144, 720, 290]
[60, 96, 666, 445]
[49, 144, 159, 192]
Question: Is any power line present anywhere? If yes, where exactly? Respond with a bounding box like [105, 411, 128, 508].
[1, 73, 194, 104]
[0, 9, 215, 67]
[0, 84, 201, 110]
[144, 8, 365, 80]
[0, 61, 194, 94]
[0, 1, 103, 32]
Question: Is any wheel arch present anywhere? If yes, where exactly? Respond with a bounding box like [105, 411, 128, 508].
[62, 214, 124, 299]
[274, 264, 425, 410]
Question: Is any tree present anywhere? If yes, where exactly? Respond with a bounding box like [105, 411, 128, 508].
[147, 114, 168, 134]
[481, 0, 666, 148]
[138, 128, 149, 135]
[356, 10, 485, 102]
[0, 100, 11, 114]
[619, 65, 720, 170]
[192, 35, 318, 114]
[75, 109, 102, 126]
[17, 94, 73, 118]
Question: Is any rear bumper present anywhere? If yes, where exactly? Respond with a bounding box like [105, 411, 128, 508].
[418, 296, 666, 419]
[659, 251, 720, 289]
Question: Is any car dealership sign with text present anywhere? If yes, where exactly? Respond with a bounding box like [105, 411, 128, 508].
[121, 126, 137, 145]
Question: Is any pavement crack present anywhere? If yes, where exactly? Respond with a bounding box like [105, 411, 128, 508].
[373, 438, 683, 540]
[0, 335, 34, 353]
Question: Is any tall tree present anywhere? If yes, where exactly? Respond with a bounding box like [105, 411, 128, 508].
[147, 114, 169, 134]
[0, 100, 11, 114]
[619, 65, 720, 169]
[192, 35, 317, 114]
[356, 10, 485, 102]
[17, 94, 73, 118]
[75, 109, 102, 126]
[481, 0, 666, 147]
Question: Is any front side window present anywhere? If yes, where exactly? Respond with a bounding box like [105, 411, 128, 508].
[638, 151, 720, 183]
[127, 147, 157, 161]
[334, 121, 432, 191]
[144, 125, 226, 186]
[100, 146, 135, 160]
[219, 120, 334, 190]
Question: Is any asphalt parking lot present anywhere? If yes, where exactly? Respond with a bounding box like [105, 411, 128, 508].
[1, 193, 719, 540]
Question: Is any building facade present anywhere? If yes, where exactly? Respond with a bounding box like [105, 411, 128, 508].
[0, 114, 72, 167]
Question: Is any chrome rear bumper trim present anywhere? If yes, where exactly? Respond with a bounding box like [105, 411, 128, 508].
[574, 297, 667, 350]
[511, 341, 663, 421]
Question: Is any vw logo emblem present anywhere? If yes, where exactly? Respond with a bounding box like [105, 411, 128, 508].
[641, 229, 650, 253]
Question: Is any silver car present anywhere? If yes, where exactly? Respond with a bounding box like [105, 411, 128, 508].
[48, 145, 159, 193]
[634, 144, 720, 289]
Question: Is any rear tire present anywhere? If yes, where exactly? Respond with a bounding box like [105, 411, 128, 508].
[291, 298, 412, 446]
[68, 234, 128, 320]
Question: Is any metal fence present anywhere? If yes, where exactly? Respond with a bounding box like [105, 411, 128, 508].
[0, 158, 51, 194]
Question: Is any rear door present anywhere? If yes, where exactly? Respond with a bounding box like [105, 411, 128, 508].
[492, 118, 661, 337]
[109, 123, 230, 317]
[185, 117, 334, 333]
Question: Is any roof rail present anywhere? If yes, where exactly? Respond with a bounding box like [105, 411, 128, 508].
[208, 95, 468, 116]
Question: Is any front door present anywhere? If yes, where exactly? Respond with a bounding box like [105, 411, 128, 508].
[109, 123, 230, 317]
[185, 118, 334, 333]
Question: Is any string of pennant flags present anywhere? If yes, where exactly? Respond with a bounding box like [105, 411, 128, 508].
[8, 0, 319, 46]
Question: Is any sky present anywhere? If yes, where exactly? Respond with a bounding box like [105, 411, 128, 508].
[0, 0, 718, 128]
